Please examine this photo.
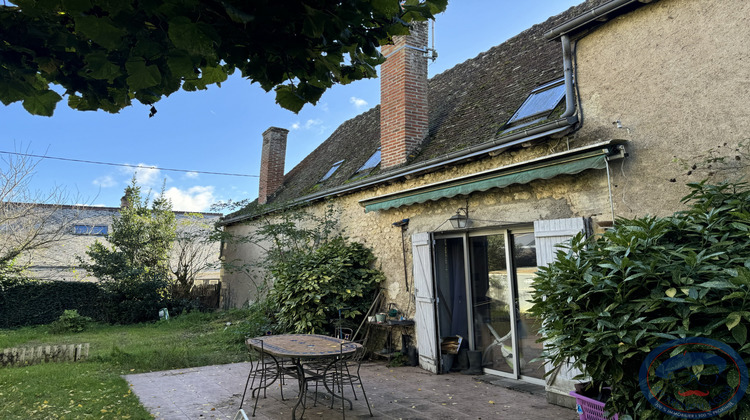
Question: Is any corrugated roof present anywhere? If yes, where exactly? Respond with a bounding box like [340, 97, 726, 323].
[235, 0, 613, 216]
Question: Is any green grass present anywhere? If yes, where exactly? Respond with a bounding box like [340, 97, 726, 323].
[0, 310, 259, 419]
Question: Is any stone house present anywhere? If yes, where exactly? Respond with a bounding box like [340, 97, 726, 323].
[220, 0, 750, 405]
[18, 203, 222, 285]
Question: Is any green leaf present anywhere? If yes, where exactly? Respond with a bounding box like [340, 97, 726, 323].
[650, 316, 679, 324]
[198, 66, 228, 85]
[22, 90, 62, 116]
[732, 323, 747, 345]
[275, 85, 306, 113]
[372, 0, 400, 15]
[61, 0, 92, 12]
[727, 312, 742, 330]
[125, 61, 161, 91]
[697, 280, 734, 289]
[167, 54, 196, 76]
[74, 16, 127, 50]
[168, 18, 217, 58]
[728, 367, 740, 388]
[665, 288, 677, 298]
[0, 80, 29, 105]
[84, 52, 122, 81]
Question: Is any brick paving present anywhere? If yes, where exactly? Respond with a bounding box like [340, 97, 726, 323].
[125, 361, 578, 420]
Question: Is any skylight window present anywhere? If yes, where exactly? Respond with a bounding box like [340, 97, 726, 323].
[354, 148, 381, 175]
[320, 160, 344, 182]
[506, 78, 566, 125]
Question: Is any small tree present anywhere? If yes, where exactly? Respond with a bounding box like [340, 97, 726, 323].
[0, 149, 79, 286]
[81, 179, 176, 323]
[82, 179, 175, 283]
[171, 213, 216, 298]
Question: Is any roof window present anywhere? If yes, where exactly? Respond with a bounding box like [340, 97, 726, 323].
[320, 160, 344, 182]
[354, 148, 381, 176]
[505, 78, 566, 125]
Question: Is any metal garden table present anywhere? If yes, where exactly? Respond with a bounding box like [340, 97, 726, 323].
[240, 334, 361, 419]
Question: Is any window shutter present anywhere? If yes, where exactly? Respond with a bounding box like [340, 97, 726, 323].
[533, 217, 587, 268]
[533, 217, 588, 399]
[411, 232, 439, 373]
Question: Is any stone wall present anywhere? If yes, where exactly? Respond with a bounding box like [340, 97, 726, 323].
[573, 0, 750, 218]
[222, 137, 614, 312]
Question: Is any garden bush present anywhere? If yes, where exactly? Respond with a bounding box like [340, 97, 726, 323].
[531, 182, 750, 419]
[269, 236, 383, 334]
[49, 309, 92, 334]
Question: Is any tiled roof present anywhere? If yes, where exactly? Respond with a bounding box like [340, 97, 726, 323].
[251, 0, 613, 209]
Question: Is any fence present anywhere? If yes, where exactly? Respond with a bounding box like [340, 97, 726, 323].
[0, 343, 89, 367]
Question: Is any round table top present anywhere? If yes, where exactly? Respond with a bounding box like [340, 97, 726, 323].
[246, 334, 360, 358]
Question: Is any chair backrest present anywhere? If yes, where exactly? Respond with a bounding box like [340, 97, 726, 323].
[350, 336, 368, 363]
[335, 327, 353, 340]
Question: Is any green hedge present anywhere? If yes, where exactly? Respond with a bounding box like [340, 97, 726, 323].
[0, 281, 103, 328]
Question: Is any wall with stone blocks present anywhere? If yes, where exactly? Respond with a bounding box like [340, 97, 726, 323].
[222, 136, 614, 315]
[0, 343, 89, 367]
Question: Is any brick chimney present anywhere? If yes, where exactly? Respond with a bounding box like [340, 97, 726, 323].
[258, 127, 288, 205]
[380, 21, 429, 169]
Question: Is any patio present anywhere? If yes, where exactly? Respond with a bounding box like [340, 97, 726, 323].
[125, 360, 578, 419]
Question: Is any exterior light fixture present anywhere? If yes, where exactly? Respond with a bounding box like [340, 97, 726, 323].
[448, 207, 471, 229]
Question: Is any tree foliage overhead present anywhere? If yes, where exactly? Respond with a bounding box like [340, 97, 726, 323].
[0, 0, 448, 116]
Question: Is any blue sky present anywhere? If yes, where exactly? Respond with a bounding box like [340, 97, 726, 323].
[2, 1, 581, 213]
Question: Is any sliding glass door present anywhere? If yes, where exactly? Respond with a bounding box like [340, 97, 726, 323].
[433, 228, 544, 383]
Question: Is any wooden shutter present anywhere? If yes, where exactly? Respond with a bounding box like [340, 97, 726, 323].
[534, 217, 587, 268]
[533, 217, 588, 398]
[411, 232, 439, 373]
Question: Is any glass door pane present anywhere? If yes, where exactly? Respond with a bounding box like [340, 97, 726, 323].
[434, 238, 469, 348]
[469, 234, 515, 375]
[511, 232, 545, 380]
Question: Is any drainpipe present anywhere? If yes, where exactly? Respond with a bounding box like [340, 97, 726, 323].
[561, 34, 576, 120]
[544, 0, 647, 40]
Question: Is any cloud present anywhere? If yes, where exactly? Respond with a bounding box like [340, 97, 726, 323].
[164, 186, 216, 212]
[92, 175, 117, 188]
[185, 171, 199, 179]
[119, 163, 163, 187]
[350, 96, 368, 109]
[290, 119, 324, 131]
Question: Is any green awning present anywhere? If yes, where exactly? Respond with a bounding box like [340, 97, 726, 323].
[362, 152, 608, 212]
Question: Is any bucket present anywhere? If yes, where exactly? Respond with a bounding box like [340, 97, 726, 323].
[375, 313, 386, 323]
[441, 354, 455, 373]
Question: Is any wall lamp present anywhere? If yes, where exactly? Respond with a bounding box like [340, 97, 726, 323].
[448, 207, 471, 229]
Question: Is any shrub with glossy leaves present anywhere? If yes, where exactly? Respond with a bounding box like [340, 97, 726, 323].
[530, 182, 750, 419]
[269, 236, 383, 334]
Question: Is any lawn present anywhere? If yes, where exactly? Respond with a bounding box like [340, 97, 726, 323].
[0, 310, 257, 419]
